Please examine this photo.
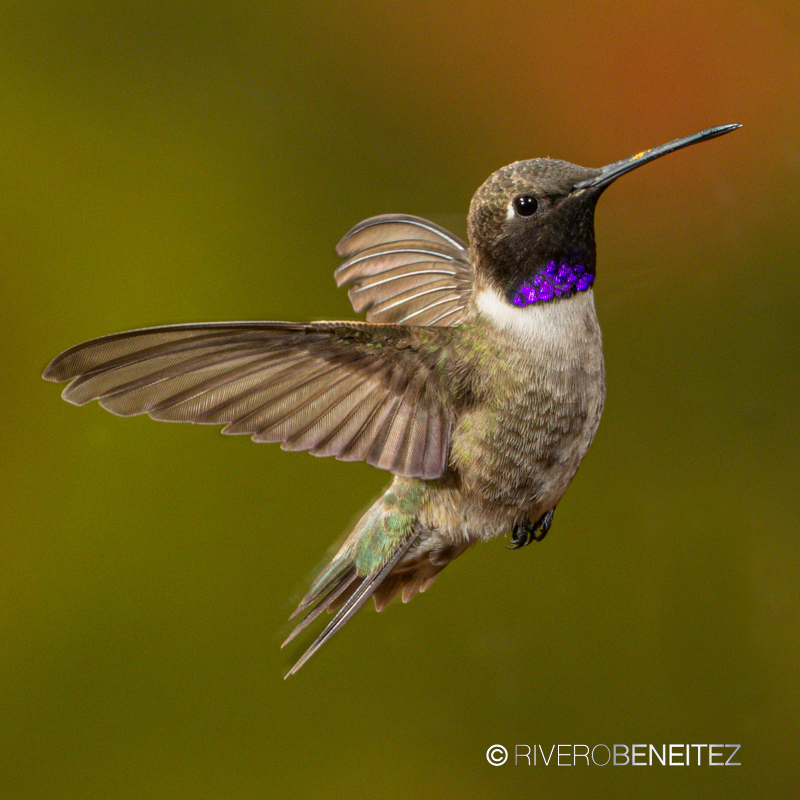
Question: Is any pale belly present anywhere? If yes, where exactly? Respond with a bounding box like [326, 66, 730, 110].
[422, 289, 606, 543]
[425, 380, 604, 542]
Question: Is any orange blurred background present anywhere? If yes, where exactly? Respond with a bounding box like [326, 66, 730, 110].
[1, 2, 798, 798]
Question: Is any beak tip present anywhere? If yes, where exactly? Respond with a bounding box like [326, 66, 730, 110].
[708, 123, 743, 136]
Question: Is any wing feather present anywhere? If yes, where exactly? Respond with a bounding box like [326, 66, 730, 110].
[334, 216, 473, 327]
[335, 214, 468, 257]
[43, 321, 458, 479]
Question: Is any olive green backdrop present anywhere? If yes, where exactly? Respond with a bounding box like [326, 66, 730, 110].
[2, 1, 798, 798]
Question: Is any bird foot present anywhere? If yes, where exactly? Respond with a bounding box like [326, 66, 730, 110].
[507, 509, 555, 549]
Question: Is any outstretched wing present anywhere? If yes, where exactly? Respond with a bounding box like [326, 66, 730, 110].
[43, 321, 458, 480]
[335, 214, 473, 327]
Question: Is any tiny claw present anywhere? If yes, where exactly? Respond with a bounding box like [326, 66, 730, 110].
[506, 532, 529, 550]
[507, 509, 556, 550]
[532, 509, 555, 542]
[507, 520, 533, 549]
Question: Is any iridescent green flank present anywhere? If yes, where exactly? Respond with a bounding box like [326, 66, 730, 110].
[305, 481, 425, 599]
[354, 482, 424, 574]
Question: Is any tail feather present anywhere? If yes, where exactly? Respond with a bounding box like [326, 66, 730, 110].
[419, 574, 438, 593]
[326, 582, 359, 614]
[288, 558, 355, 621]
[282, 479, 444, 676]
[401, 576, 425, 604]
[284, 532, 419, 678]
[281, 566, 357, 648]
[373, 576, 403, 612]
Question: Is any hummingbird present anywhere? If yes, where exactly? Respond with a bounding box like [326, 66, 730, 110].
[43, 124, 740, 676]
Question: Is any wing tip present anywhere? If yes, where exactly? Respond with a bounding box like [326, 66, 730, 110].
[60, 382, 92, 406]
[43, 355, 74, 384]
[335, 213, 402, 256]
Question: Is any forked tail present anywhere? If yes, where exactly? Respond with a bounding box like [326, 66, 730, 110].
[282, 482, 426, 677]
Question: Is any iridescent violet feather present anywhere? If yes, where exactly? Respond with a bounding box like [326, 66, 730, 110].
[511, 261, 594, 307]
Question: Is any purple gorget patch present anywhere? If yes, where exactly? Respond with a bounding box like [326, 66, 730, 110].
[510, 262, 594, 306]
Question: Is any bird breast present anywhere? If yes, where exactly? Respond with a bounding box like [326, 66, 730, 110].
[450, 287, 606, 517]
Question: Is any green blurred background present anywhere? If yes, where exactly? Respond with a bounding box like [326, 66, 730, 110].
[2, 1, 798, 797]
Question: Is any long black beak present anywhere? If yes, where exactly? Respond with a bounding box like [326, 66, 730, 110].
[573, 124, 741, 192]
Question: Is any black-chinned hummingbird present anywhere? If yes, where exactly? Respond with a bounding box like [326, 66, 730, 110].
[43, 124, 740, 676]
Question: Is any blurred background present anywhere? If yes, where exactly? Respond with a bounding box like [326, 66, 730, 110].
[2, 1, 798, 797]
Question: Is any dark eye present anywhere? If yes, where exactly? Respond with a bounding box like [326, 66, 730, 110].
[512, 195, 539, 218]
